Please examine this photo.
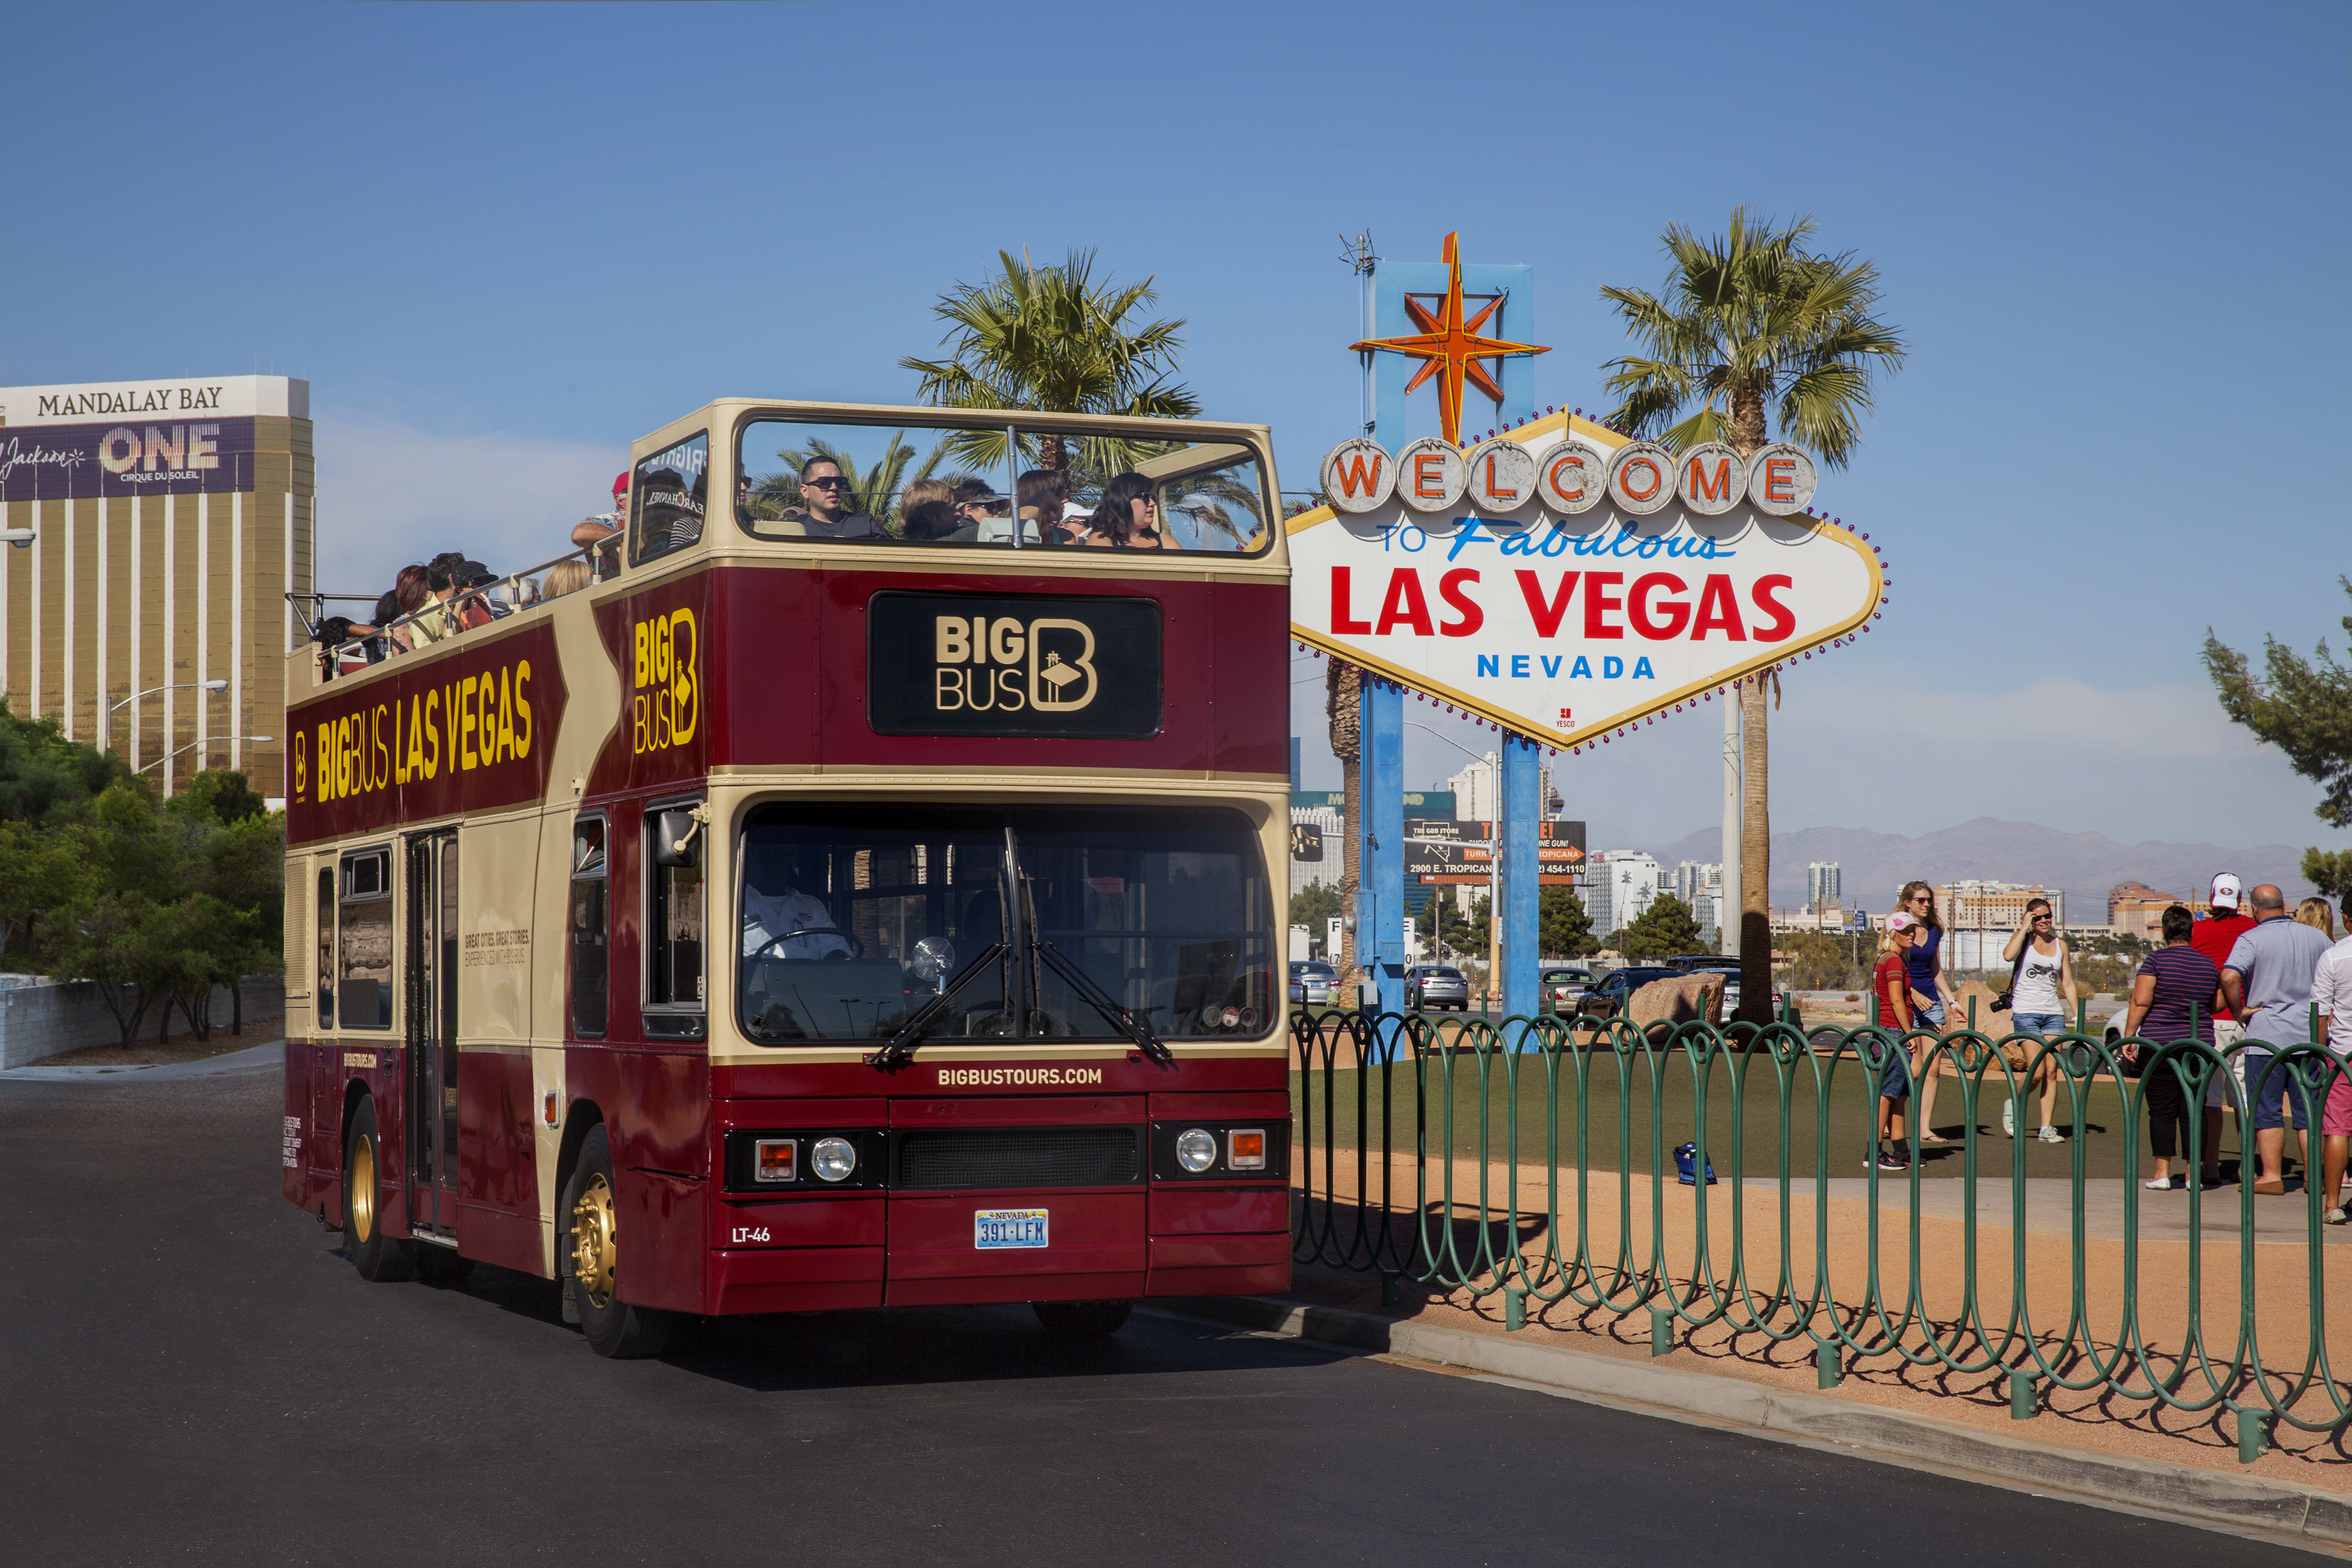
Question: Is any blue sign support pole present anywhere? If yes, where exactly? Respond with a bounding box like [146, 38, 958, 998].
[1501, 735, 1541, 1018]
[1360, 242, 1537, 1018]
[1361, 678, 1405, 1013]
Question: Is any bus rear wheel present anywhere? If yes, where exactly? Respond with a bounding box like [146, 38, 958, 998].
[1033, 1299, 1133, 1338]
[563, 1125, 673, 1359]
[343, 1100, 415, 1282]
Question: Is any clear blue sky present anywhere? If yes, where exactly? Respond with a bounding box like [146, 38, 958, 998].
[5, 0, 2346, 860]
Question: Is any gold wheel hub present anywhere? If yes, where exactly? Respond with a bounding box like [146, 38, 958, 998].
[351, 1135, 376, 1243]
[570, 1173, 617, 1306]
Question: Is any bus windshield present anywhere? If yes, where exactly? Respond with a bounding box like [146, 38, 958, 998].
[737, 805, 1273, 1045]
[733, 413, 1271, 555]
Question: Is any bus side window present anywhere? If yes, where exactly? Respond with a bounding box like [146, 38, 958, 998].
[645, 804, 705, 1016]
[338, 848, 395, 1031]
[631, 432, 708, 566]
[315, 866, 336, 1030]
[570, 815, 609, 1038]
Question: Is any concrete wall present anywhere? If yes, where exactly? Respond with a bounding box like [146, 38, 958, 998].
[0, 976, 285, 1070]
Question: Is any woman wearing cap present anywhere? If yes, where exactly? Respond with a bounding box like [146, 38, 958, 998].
[1866, 914, 1921, 1170]
[2122, 904, 2227, 1189]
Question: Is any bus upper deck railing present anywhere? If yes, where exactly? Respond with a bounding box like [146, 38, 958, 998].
[1291, 1006, 2352, 1463]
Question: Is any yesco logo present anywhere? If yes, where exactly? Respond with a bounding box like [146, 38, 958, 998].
[930, 613, 1098, 714]
[632, 608, 698, 754]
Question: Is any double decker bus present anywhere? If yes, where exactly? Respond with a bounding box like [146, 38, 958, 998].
[280, 401, 1291, 1356]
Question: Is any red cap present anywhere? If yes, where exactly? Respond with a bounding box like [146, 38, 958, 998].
[612, 472, 629, 497]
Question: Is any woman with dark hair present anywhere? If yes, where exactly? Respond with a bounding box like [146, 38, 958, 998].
[1083, 473, 1170, 550]
[1897, 880, 1956, 1140]
[384, 565, 431, 655]
[1018, 468, 1082, 545]
[2122, 903, 2227, 1189]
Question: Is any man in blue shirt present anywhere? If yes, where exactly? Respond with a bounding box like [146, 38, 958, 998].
[2222, 884, 2336, 1194]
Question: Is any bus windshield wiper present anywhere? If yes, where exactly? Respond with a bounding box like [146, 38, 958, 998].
[1029, 933, 1176, 1068]
[866, 942, 1008, 1073]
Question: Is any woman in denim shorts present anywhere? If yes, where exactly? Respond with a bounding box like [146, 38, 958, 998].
[1999, 897, 2074, 1141]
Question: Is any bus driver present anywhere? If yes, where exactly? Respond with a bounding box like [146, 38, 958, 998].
[740, 843, 855, 960]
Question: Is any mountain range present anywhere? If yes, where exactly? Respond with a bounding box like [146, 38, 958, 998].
[1639, 818, 2317, 915]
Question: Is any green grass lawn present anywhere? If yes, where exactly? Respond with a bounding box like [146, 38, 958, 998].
[1289, 1049, 2266, 1185]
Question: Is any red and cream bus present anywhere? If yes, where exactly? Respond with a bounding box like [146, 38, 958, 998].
[280, 401, 1290, 1356]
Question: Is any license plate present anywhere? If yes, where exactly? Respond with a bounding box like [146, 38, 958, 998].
[975, 1208, 1048, 1249]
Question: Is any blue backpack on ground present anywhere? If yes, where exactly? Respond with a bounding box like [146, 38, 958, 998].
[1675, 1141, 1718, 1186]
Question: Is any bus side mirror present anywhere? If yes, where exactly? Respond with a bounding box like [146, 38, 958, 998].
[653, 809, 701, 867]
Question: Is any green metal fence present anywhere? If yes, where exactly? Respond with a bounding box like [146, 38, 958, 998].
[1290, 1007, 2351, 1462]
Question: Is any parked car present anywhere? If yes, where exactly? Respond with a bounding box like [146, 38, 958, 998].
[1404, 964, 1471, 1010]
[1572, 966, 1684, 1022]
[1541, 966, 1599, 1010]
[1289, 960, 1338, 1008]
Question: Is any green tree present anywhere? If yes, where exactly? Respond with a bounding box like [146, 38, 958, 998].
[0, 821, 96, 964]
[0, 696, 132, 825]
[900, 248, 1201, 476]
[1539, 885, 1596, 958]
[1600, 209, 1907, 1022]
[1619, 893, 1705, 960]
[1288, 882, 1341, 934]
[1435, 891, 1482, 960]
[2204, 580, 2352, 904]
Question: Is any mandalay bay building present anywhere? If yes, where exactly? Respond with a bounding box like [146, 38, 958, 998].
[0, 376, 312, 800]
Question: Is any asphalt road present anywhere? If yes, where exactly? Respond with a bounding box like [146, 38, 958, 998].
[0, 1057, 2320, 1566]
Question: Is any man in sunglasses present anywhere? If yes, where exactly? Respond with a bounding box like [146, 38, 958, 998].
[769, 456, 880, 540]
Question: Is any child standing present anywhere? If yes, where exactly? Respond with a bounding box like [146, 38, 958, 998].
[1867, 914, 1921, 1170]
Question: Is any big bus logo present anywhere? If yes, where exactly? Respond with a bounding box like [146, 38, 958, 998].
[632, 607, 699, 754]
[930, 613, 1099, 714]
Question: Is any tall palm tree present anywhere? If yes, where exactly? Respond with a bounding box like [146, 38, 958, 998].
[900, 248, 1201, 477]
[1326, 659, 1362, 985]
[1598, 208, 1906, 1024]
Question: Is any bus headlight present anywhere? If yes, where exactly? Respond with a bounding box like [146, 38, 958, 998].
[1176, 1128, 1218, 1173]
[811, 1136, 857, 1182]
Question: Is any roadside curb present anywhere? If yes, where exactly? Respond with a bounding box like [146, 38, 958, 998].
[1158, 1294, 2352, 1552]
[0, 1041, 283, 1082]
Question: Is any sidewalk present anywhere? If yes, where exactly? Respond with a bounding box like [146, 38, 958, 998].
[0, 1041, 282, 1083]
[1290, 1154, 2352, 1490]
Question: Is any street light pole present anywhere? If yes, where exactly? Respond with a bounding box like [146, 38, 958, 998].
[134, 735, 272, 779]
[108, 677, 229, 772]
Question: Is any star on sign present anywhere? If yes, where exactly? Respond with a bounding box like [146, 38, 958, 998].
[1349, 232, 1550, 446]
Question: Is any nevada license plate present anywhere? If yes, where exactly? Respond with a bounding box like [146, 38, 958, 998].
[974, 1208, 1048, 1249]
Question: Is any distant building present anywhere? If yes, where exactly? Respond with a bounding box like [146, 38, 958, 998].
[1806, 861, 1843, 911]
[1444, 752, 1557, 823]
[1587, 850, 1664, 937]
[1936, 880, 2066, 969]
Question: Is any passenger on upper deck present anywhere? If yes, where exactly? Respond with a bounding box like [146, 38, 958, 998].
[900, 477, 959, 543]
[767, 457, 881, 540]
[571, 473, 629, 579]
[381, 565, 430, 654]
[1082, 472, 1171, 550]
[541, 559, 592, 600]
[945, 479, 1037, 544]
[1019, 468, 1087, 545]
[740, 843, 856, 961]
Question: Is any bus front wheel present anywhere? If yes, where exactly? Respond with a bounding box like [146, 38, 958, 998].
[343, 1099, 415, 1282]
[563, 1125, 673, 1359]
[1033, 1299, 1133, 1338]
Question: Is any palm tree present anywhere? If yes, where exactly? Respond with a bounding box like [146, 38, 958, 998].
[1598, 209, 1906, 1024]
[1326, 659, 1362, 986]
[900, 248, 1201, 477]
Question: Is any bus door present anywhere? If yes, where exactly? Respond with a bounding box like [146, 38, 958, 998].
[404, 832, 461, 1237]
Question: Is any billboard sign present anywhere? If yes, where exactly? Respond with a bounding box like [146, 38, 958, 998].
[1289, 415, 1884, 749]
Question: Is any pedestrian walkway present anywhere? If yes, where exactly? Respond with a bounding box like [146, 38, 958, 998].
[0, 1041, 281, 1083]
[1745, 1176, 2352, 1248]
